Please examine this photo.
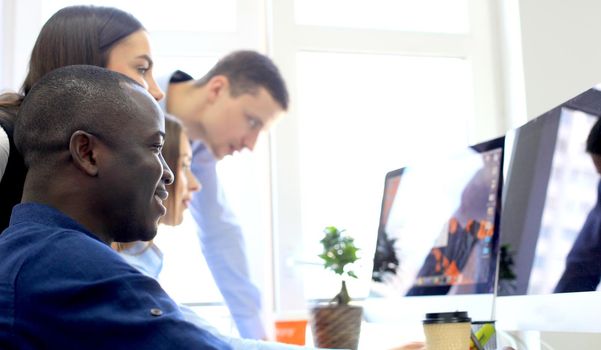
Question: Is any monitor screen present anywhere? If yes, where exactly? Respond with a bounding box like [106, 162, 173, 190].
[495, 87, 601, 333]
[499, 89, 601, 297]
[371, 136, 504, 297]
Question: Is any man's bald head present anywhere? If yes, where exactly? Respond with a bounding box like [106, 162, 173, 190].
[14, 65, 173, 243]
[15, 65, 153, 169]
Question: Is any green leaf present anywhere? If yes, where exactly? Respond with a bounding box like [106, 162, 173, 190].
[317, 225, 360, 278]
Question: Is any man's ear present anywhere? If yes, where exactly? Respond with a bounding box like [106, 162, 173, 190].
[207, 75, 229, 103]
[69, 130, 100, 176]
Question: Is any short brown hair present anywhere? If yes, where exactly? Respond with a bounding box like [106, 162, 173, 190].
[196, 50, 289, 110]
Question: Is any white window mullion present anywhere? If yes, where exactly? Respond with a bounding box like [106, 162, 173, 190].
[269, 0, 307, 313]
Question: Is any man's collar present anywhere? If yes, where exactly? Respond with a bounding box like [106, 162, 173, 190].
[8, 203, 105, 245]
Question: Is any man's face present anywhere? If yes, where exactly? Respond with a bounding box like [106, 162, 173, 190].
[99, 87, 173, 242]
[199, 85, 283, 160]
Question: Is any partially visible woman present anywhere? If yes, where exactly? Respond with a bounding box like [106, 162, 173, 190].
[0, 5, 163, 231]
[0, 123, 7, 179]
[0, 95, 22, 230]
[161, 114, 200, 226]
[0, 95, 17, 179]
[113, 114, 201, 278]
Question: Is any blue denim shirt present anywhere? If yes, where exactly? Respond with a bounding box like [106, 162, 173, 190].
[0, 203, 231, 349]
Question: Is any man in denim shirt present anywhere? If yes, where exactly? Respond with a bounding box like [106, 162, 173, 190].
[0, 65, 230, 349]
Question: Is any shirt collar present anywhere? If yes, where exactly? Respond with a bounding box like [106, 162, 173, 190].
[9, 203, 106, 245]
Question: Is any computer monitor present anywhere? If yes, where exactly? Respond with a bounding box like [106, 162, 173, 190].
[366, 136, 504, 325]
[496, 87, 601, 332]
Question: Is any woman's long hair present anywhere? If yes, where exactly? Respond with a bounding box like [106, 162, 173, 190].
[1, 5, 144, 124]
[21, 5, 143, 95]
[0, 5, 145, 232]
[21, 6, 144, 95]
[161, 115, 185, 227]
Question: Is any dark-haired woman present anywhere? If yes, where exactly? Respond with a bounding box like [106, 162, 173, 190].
[0, 5, 163, 230]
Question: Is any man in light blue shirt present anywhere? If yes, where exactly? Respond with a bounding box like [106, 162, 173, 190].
[156, 51, 289, 339]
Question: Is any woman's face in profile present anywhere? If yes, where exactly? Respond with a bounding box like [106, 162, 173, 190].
[173, 131, 201, 225]
[105, 29, 164, 101]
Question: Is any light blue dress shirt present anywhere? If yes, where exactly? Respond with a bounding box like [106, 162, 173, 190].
[154, 72, 265, 339]
[118, 231, 317, 350]
[119, 240, 163, 278]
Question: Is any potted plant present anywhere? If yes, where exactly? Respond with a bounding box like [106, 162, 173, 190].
[311, 226, 362, 350]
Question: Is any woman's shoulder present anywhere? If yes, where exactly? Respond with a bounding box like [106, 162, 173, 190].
[0, 124, 9, 179]
[0, 92, 23, 135]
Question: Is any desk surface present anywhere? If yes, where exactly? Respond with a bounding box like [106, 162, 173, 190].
[357, 322, 424, 349]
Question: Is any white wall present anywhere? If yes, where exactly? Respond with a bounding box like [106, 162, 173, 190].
[542, 331, 601, 349]
[505, 330, 601, 349]
[0, 0, 7, 89]
[516, 0, 601, 120]
[0, 0, 44, 92]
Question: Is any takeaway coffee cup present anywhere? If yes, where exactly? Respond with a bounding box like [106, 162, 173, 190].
[423, 311, 472, 350]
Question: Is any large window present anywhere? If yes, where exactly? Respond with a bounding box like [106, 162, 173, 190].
[270, 0, 503, 311]
[296, 51, 473, 300]
[295, 0, 469, 33]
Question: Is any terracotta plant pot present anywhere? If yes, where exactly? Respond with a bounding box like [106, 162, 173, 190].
[310, 304, 363, 350]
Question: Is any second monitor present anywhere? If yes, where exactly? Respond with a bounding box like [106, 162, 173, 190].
[371, 136, 504, 298]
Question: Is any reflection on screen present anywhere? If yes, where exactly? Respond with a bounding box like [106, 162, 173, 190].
[531, 110, 598, 294]
[372, 138, 504, 297]
[499, 104, 601, 296]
